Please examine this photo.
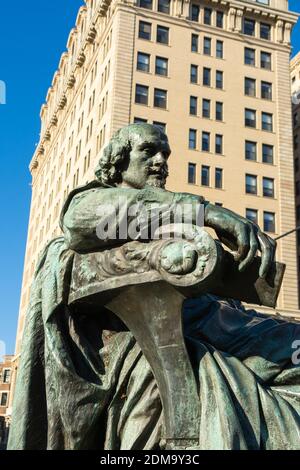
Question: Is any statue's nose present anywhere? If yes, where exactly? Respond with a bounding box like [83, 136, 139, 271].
[153, 152, 165, 165]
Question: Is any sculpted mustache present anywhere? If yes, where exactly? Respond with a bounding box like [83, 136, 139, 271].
[148, 166, 169, 178]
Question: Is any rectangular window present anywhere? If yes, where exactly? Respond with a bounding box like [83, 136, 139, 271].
[137, 52, 150, 72]
[202, 99, 211, 118]
[191, 4, 200, 22]
[216, 71, 223, 89]
[216, 41, 223, 59]
[3, 369, 11, 384]
[261, 51, 271, 70]
[135, 84, 149, 105]
[153, 121, 166, 132]
[243, 18, 255, 36]
[295, 157, 299, 172]
[297, 205, 300, 221]
[263, 178, 274, 198]
[216, 11, 224, 28]
[155, 56, 168, 76]
[139, 0, 153, 9]
[191, 34, 199, 52]
[203, 37, 212, 55]
[215, 135, 223, 154]
[262, 112, 273, 132]
[158, 0, 170, 14]
[215, 168, 223, 189]
[188, 163, 196, 184]
[245, 77, 256, 97]
[154, 88, 167, 108]
[189, 129, 197, 149]
[0, 393, 8, 407]
[261, 81, 272, 100]
[260, 23, 271, 40]
[157, 25, 169, 44]
[245, 47, 256, 66]
[245, 109, 256, 128]
[134, 117, 148, 124]
[246, 208, 258, 224]
[203, 68, 211, 86]
[139, 21, 151, 40]
[245, 141, 257, 161]
[190, 96, 197, 115]
[201, 166, 210, 186]
[264, 212, 275, 233]
[202, 132, 210, 152]
[246, 174, 257, 195]
[216, 102, 223, 121]
[296, 181, 300, 196]
[191, 64, 198, 83]
[204, 8, 212, 25]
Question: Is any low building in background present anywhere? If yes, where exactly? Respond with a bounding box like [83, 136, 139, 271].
[0, 355, 15, 449]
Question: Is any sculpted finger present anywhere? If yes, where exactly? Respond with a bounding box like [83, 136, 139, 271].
[235, 223, 250, 261]
[257, 231, 274, 278]
[238, 228, 258, 272]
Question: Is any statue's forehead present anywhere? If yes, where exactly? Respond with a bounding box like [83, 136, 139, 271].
[131, 128, 169, 148]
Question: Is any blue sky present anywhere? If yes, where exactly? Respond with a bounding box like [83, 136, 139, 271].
[0, 0, 300, 355]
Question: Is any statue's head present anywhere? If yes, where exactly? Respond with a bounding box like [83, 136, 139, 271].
[95, 123, 171, 189]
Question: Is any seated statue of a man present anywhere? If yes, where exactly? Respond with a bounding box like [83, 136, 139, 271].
[9, 124, 300, 450]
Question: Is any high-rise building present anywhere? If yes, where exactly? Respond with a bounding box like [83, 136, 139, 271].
[14, 0, 300, 359]
[291, 51, 300, 304]
[0, 355, 15, 449]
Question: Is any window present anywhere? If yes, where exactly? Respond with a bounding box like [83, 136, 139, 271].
[216, 41, 223, 59]
[135, 84, 149, 105]
[139, 0, 152, 9]
[202, 99, 211, 118]
[294, 113, 298, 127]
[216, 102, 223, 121]
[153, 121, 166, 132]
[295, 157, 299, 172]
[261, 51, 271, 70]
[154, 88, 167, 108]
[245, 109, 256, 128]
[157, 25, 169, 44]
[155, 56, 168, 76]
[139, 21, 151, 40]
[3, 369, 11, 384]
[264, 212, 275, 233]
[246, 174, 257, 194]
[188, 163, 196, 184]
[217, 11, 224, 28]
[191, 64, 198, 83]
[215, 135, 223, 154]
[246, 208, 258, 224]
[201, 166, 210, 186]
[216, 71, 223, 89]
[134, 117, 147, 124]
[296, 181, 300, 196]
[297, 205, 300, 221]
[245, 48, 255, 66]
[261, 81, 272, 100]
[262, 112, 273, 132]
[202, 132, 210, 152]
[203, 37, 211, 55]
[0, 393, 8, 407]
[294, 134, 298, 150]
[215, 168, 223, 189]
[137, 52, 150, 72]
[204, 8, 212, 25]
[260, 23, 271, 40]
[245, 141, 257, 161]
[245, 78, 256, 97]
[203, 68, 211, 86]
[191, 34, 199, 52]
[263, 177, 274, 198]
[190, 96, 197, 115]
[243, 19, 255, 36]
[189, 129, 197, 149]
[158, 0, 170, 14]
[191, 4, 200, 22]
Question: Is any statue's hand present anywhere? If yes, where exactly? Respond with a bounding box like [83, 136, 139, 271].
[160, 242, 198, 275]
[204, 203, 276, 278]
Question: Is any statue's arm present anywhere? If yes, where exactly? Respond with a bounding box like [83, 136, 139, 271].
[62, 186, 206, 252]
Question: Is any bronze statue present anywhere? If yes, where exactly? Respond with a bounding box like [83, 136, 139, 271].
[8, 124, 300, 450]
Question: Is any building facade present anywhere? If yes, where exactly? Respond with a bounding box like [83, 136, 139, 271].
[0, 355, 14, 449]
[14, 0, 299, 359]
